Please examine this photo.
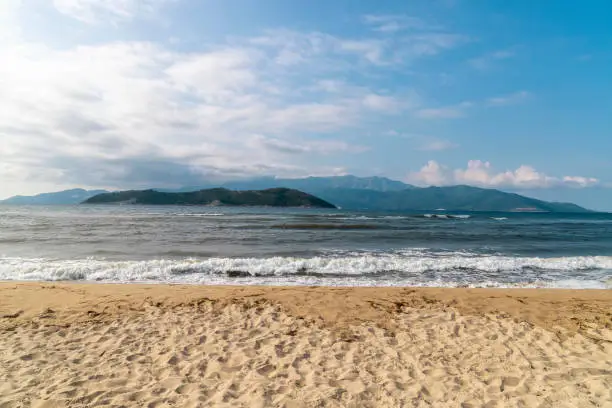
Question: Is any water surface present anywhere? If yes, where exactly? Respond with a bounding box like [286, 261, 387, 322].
[1, 205, 611, 288]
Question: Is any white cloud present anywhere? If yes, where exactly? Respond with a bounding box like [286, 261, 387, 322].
[361, 94, 404, 111]
[414, 91, 530, 120]
[250, 23, 468, 68]
[165, 48, 260, 102]
[363, 14, 438, 33]
[409, 160, 449, 185]
[408, 160, 599, 189]
[486, 91, 531, 106]
[0, 0, 22, 43]
[312, 79, 347, 93]
[401, 33, 469, 58]
[385, 132, 458, 151]
[249, 135, 368, 155]
[251, 30, 370, 67]
[415, 107, 464, 119]
[415, 101, 472, 119]
[0, 5, 517, 197]
[418, 139, 458, 151]
[52, 0, 172, 24]
[0, 27, 423, 195]
[338, 39, 387, 65]
[469, 49, 515, 70]
[562, 176, 600, 188]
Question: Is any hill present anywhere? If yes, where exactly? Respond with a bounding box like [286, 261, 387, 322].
[312, 185, 589, 212]
[82, 188, 336, 208]
[0, 189, 109, 205]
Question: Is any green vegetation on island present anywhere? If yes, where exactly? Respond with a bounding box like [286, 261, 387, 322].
[82, 188, 337, 208]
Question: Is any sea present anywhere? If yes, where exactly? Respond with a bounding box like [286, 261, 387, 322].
[0, 205, 611, 289]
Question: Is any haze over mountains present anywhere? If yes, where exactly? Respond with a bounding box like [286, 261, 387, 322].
[0, 176, 592, 212]
[171, 176, 413, 194]
[0, 189, 108, 205]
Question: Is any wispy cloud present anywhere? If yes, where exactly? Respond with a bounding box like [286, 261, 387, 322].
[469, 49, 516, 70]
[415, 101, 473, 119]
[250, 27, 468, 68]
[52, 0, 172, 24]
[408, 160, 599, 188]
[401, 33, 470, 58]
[0, 0, 22, 43]
[418, 139, 459, 151]
[384, 131, 459, 151]
[414, 91, 530, 120]
[361, 94, 406, 111]
[338, 39, 387, 65]
[1, 5, 541, 195]
[249, 135, 368, 155]
[2, 17, 438, 191]
[363, 14, 440, 33]
[486, 91, 531, 106]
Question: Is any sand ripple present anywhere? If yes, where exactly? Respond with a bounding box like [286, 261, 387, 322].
[1, 301, 611, 407]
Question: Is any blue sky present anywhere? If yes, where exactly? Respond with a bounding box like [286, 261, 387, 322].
[1, 0, 611, 209]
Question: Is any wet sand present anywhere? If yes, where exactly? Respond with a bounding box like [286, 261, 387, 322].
[1, 283, 611, 407]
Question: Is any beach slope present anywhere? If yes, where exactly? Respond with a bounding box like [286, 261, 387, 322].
[1, 284, 611, 407]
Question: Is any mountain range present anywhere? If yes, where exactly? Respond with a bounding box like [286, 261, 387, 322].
[0, 188, 108, 205]
[0, 176, 591, 212]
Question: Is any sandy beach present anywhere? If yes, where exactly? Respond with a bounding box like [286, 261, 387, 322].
[1, 283, 611, 407]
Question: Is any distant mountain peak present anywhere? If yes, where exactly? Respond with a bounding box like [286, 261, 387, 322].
[0, 189, 109, 205]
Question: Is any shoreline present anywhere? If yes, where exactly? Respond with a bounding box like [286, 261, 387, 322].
[2, 283, 611, 407]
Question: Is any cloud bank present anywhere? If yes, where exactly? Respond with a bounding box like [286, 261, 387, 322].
[52, 0, 172, 23]
[0, 4, 601, 198]
[408, 161, 599, 189]
[0, 5, 478, 195]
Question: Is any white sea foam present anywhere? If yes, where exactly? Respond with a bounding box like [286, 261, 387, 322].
[422, 214, 470, 219]
[171, 213, 225, 217]
[315, 215, 410, 221]
[0, 253, 610, 288]
[115, 212, 226, 218]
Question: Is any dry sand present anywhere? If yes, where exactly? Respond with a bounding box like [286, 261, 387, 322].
[0, 283, 611, 407]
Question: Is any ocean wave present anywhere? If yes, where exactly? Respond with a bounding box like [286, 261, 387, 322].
[0, 254, 610, 288]
[136, 212, 225, 217]
[171, 213, 225, 217]
[302, 215, 409, 221]
[270, 224, 380, 230]
[422, 214, 471, 220]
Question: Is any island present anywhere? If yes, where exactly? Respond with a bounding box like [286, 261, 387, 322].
[82, 188, 337, 208]
[4, 176, 593, 212]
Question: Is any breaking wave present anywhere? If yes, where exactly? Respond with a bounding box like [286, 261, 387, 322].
[423, 214, 471, 219]
[270, 224, 380, 230]
[1, 252, 610, 288]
